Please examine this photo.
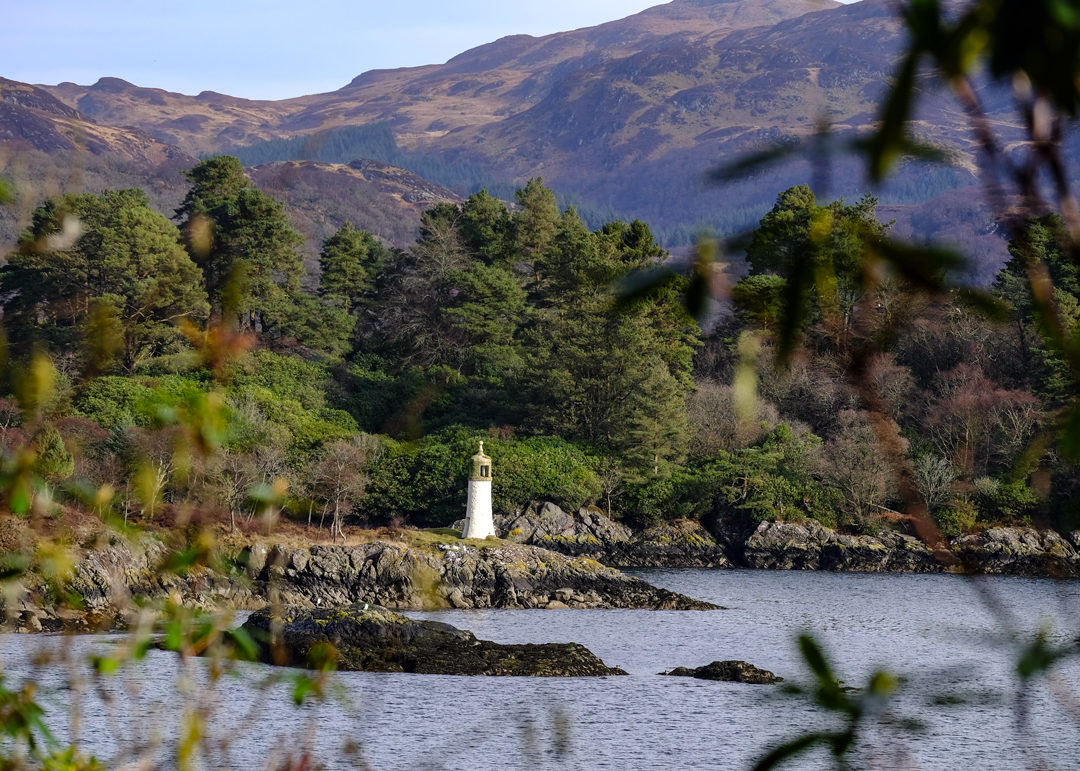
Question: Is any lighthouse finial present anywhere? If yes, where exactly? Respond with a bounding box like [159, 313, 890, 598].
[479, 440, 484, 454]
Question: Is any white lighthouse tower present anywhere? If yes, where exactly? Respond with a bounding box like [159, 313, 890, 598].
[461, 441, 495, 539]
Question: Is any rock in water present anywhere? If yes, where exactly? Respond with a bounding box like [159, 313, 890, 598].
[660, 660, 782, 683]
[241, 604, 628, 676]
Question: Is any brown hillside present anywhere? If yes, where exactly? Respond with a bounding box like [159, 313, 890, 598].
[14, 0, 1015, 270]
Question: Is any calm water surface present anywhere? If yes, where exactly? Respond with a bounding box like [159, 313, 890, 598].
[3, 570, 1080, 770]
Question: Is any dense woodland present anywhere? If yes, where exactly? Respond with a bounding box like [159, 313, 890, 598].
[0, 156, 1073, 538]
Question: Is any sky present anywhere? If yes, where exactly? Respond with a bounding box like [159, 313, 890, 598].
[8, 1, 672, 100]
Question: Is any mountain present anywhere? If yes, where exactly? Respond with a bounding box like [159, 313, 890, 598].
[0, 79, 458, 258]
[11, 0, 1016, 271]
[0, 76, 197, 250]
[248, 160, 459, 268]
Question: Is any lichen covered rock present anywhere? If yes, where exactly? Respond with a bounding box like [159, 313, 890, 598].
[252, 539, 719, 610]
[496, 502, 731, 568]
[241, 603, 628, 676]
[741, 520, 940, 573]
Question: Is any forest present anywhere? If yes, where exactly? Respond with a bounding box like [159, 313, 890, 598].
[0, 155, 1072, 541]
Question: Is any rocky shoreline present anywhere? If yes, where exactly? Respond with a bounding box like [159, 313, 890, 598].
[497, 501, 1080, 578]
[5, 533, 717, 633]
[6, 500, 1079, 635]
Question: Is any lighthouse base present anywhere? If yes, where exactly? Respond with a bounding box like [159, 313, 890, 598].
[461, 479, 495, 539]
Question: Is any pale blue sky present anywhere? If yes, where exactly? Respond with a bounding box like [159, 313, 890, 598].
[8, 1, 673, 100]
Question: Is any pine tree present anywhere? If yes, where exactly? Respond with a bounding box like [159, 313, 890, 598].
[318, 223, 384, 313]
[175, 157, 305, 339]
[3, 189, 209, 370]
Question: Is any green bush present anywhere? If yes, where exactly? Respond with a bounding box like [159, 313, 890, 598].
[973, 477, 1039, 523]
[361, 434, 467, 527]
[73, 377, 153, 429]
[623, 457, 735, 527]
[360, 429, 601, 527]
[31, 424, 74, 482]
[489, 436, 600, 514]
[227, 350, 332, 412]
[227, 384, 357, 457]
[935, 498, 979, 537]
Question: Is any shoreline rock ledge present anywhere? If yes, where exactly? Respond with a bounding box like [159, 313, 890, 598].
[241, 604, 628, 676]
[247, 540, 720, 611]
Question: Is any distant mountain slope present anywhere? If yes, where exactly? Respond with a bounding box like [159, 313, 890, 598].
[15, 0, 1018, 272]
[0, 78, 459, 256]
[0, 76, 191, 164]
[248, 160, 460, 269]
[40, 0, 837, 156]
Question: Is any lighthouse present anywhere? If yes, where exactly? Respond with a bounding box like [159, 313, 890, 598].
[461, 441, 495, 539]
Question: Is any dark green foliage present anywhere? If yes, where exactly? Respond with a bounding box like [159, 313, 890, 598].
[3, 189, 209, 370]
[318, 223, 384, 313]
[72, 377, 154, 430]
[361, 432, 470, 526]
[623, 457, 736, 527]
[176, 157, 310, 346]
[459, 190, 512, 264]
[31, 424, 74, 482]
[527, 211, 698, 481]
[3, 162, 1061, 538]
[732, 273, 788, 332]
[360, 429, 601, 525]
[743, 185, 889, 354]
[994, 214, 1080, 402]
[487, 437, 601, 514]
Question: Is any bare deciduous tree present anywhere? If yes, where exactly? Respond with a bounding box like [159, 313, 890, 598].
[308, 435, 381, 542]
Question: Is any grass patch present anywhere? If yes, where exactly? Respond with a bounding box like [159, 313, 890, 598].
[398, 528, 505, 551]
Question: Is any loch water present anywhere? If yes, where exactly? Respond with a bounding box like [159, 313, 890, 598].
[3, 569, 1080, 770]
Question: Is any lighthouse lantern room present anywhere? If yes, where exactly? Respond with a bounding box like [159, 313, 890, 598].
[461, 441, 495, 539]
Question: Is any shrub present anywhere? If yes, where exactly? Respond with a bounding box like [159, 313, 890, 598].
[935, 498, 979, 537]
[73, 377, 153, 429]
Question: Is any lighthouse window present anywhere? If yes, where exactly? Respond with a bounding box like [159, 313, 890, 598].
[481, 465, 490, 477]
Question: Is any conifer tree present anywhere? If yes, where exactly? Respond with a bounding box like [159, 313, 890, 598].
[3, 189, 209, 370]
[175, 157, 305, 339]
[318, 223, 384, 313]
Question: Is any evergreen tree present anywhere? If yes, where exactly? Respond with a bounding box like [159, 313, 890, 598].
[318, 223, 384, 313]
[175, 157, 305, 340]
[459, 190, 511, 265]
[743, 185, 889, 341]
[526, 215, 698, 478]
[513, 178, 560, 291]
[3, 189, 209, 370]
[31, 424, 74, 483]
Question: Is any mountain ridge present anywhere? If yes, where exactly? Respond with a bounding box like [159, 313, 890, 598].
[5, 0, 1014, 273]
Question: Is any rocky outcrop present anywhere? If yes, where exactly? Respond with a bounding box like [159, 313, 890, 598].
[495, 501, 1080, 577]
[2, 534, 717, 631]
[952, 528, 1080, 578]
[660, 660, 783, 684]
[249, 539, 719, 610]
[740, 520, 942, 573]
[240, 603, 627, 676]
[495, 502, 731, 568]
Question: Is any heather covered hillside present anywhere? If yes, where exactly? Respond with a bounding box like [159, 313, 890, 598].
[14, 0, 1013, 267]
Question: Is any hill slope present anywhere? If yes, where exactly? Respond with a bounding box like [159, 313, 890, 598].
[14, 0, 1018, 269]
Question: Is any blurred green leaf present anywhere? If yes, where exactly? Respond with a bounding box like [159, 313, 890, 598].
[953, 288, 1012, 321]
[91, 656, 119, 676]
[226, 627, 258, 661]
[710, 140, 802, 183]
[751, 733, 828, 771]
[292, 673, 316, 706]
[868, 52, 920, 182]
